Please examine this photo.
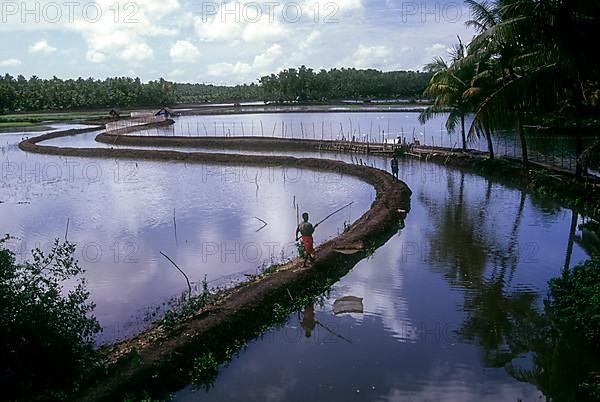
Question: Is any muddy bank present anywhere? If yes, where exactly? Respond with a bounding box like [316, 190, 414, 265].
[175, 105, 427, 116]
[97, 132, 347, 152]
[415, 149, 600, 219]
[94, 131, 600, 218]
[19, 121, 412, 401]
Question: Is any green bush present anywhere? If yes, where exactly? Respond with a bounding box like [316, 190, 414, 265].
[0, 236, 101, 400]
[547, 258, 600, 346]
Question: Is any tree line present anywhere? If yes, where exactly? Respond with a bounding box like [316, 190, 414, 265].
[0, 67, 431, 112]
[0, 76, 177, 112]
[258, 66, 431, 101]
[419, 0, 600, 177]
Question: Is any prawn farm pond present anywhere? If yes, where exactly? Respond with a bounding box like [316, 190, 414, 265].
[1, 113, 595, 401]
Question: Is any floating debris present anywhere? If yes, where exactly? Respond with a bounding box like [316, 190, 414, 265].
[333, 296, 364, 315]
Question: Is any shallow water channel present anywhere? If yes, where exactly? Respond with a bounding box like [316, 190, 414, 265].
[0, 116, 593, 400]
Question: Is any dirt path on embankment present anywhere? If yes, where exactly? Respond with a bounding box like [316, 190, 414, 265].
[19, 120, 411, 401]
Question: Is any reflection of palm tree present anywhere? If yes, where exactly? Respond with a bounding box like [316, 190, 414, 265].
[563, 210, 579, 272]
[459, 190, 540, 366]
[419, 171, 491, 285]
[422, 175, 542, 368]
[575, 219, 600, 257]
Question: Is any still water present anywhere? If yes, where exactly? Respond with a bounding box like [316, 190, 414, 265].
[132, 112, 590, 168]
[0, 116, 593, 400]
[1, 127, 374, 344]
[174, 156, 589, 401]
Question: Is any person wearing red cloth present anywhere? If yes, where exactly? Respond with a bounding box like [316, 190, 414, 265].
[296, 212, 318, 267]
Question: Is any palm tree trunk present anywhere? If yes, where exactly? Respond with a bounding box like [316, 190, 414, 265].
[574, 82, 586, 178]
[460, 114, 467, 151]
[486, 130, 494, 159]
[516, 106, 528, 167]
[563, 209, 578, 274]
[575, 113, 585, 178]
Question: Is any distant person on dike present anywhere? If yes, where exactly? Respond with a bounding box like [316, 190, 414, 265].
[391, 156, 399, 180]
[296, 212, 318, 267]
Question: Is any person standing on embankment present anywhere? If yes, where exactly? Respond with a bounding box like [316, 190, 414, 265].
[296, 212, 318, 267]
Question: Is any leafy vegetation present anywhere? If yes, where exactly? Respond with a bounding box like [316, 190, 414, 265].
[547, 258, 600, 347]
[160, 275, 212, 333]
[0, 236, 102, 400]
[419, 0, 600, 176]
[259, 66, 431, 102]
[0, 67, 431, 113]
[517, 259, 600, 402]
[0, 75, 176, 112]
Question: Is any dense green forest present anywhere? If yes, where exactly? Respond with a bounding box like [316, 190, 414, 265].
[258, 67, 431, 101]
[0, 67, 431, 112]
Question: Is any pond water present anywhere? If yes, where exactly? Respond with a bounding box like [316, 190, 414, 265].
[1, 128, 375, 344]
[1, 116, 594, 400]
[129, 112, 591, 170]
[173, 156, 590, 402]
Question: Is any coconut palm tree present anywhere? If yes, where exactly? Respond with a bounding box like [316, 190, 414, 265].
[464, 0, 600, 176]
[419, 39, 475, 151]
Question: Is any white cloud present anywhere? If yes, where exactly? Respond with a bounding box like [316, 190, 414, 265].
[207, 43, 283, 79]
[207, 62, 252, 77]
[242, 20, 286, 43]
[194, 3, 286, 43]
[0, 58, 21, 67]
[86, 50, 107, 63]
[194, 14, 243, 42]
[29, 40, 57, 54]
[351, 45, 392, 68]
[253, 44, 282, 69]
[207, 43, 283, 82]
[167, 68, 184, 78]
[170, 40, 201, 63]
[118, 43, 154, 62]
[69, 0, 180, 64]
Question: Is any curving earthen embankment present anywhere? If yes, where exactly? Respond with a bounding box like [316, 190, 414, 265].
[19, 120, 412, 401]
[97, 131, 341, 152]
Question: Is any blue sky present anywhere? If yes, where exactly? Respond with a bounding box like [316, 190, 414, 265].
[0, 0, 474, 84]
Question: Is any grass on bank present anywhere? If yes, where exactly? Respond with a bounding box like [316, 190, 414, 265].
[0, 111, 125, 133]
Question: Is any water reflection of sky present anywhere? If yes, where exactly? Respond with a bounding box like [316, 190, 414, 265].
[1, 130, 375, 344]
[2, 122, 592, 400]
[174, 149, 589, 402]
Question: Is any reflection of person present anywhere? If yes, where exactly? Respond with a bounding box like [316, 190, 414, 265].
[296, 212, 318, 267]
[398, 208, 407, 231]
[300, 304, 316, 337]
[391, 156, 399, 180]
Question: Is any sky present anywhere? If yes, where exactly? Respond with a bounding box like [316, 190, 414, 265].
[0, 0, 474, 84]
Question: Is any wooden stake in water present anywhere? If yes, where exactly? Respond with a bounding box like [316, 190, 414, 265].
[65, 217, 70, 241]
[160, 251, 192, 298]
[173, 208, 178, 246]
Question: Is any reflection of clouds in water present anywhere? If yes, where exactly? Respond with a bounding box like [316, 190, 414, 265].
[383, 363, 543, 401]
[330, 240, 417, 343]
[262, 369, 298, 402]
[1, 132, 375, 343]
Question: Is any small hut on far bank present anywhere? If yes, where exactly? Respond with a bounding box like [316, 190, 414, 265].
[155, 107, 174, 118]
